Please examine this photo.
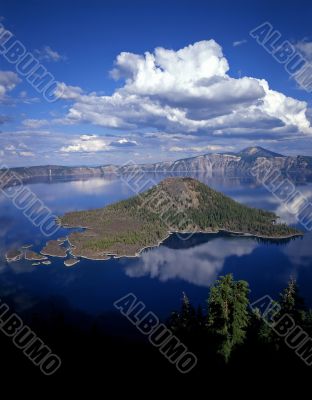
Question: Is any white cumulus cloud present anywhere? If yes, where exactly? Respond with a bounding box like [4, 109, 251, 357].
[54, 40, 312, 137]
[60, 135, 110, 153]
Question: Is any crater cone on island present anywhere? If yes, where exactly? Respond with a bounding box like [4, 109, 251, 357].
[50, 177, 302, 260]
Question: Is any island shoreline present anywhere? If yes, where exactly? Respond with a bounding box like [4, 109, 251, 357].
[47, 227, 302, 262]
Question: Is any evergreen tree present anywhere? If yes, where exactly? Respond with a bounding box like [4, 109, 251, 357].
[279, 277, 306, 324]
[207, 274, 250, 362]
[303, 309, 312, 335]
[168, 292, 197, 335]
[251, 306, 275, 346]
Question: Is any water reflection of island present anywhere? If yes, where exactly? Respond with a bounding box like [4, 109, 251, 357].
[124, 231, 303, 287]
[125, 235, 257, 286]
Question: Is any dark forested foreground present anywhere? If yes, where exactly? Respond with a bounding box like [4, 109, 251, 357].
[168, 275, 312, 368]
[0, 274, 311, 391]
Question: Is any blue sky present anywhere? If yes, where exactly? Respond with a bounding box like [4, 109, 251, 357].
[1, 0, 312, 166]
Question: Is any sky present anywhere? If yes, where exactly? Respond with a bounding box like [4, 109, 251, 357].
[1, 0, 312, 167]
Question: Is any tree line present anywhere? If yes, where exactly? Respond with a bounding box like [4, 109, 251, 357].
[168, 274, 312, 368]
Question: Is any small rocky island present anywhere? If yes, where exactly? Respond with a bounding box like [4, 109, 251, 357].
[25, 250, 48, 261]
[5, 248, 50, 265]
[41, 240, 68, 257]
[5, 249, 23, 262]
[64, 258, 80, 267]
[56, 177, 302, 260]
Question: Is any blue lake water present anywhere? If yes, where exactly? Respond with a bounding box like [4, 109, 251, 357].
[0, 174, 311, 321]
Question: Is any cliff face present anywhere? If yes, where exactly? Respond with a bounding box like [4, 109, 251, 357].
[0, 165, 118, 187]
[8, 165, 119, 178]
[1, 147, 312, 188]
[119, 148, 312, 181]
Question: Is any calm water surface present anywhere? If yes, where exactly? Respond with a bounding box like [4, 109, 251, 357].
[0, 174, 311, 322]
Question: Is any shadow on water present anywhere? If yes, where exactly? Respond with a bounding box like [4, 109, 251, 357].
[160, 231, 299, 251]
[0, 288, 310, 389]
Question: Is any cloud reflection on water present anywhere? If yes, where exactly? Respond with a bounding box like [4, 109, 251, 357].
[125, 237, 257, 286]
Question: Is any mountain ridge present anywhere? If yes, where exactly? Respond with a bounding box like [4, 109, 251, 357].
[235, 146, 284, 158]
[1, 147, 312, 187]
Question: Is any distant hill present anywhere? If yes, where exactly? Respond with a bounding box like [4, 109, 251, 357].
[1, 147, 312, 187]
[0, 164, 118, 187]
[236, 146, 284, 158]
[57, 177, 301, 260]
